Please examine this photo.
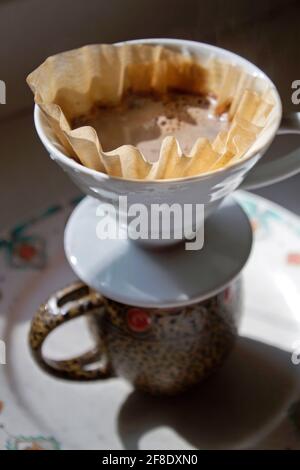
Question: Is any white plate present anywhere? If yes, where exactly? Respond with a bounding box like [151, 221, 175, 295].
[65, 195, 252, 308]
[0, 191, 300, 450]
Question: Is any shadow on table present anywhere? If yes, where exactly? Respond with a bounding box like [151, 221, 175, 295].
[117, 336, 298, 449]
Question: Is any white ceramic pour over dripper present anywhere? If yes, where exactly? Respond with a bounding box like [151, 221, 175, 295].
[34, 39, 300, 249]
[32, 39, 300, 307]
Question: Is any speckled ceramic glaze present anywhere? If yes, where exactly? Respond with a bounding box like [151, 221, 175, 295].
[29, 279, 242, 395]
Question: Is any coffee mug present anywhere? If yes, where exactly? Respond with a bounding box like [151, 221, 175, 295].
[29, 278, 242, 395]
[34, 38, 300, 247]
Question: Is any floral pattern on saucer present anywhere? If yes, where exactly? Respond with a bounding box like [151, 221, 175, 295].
[0, 190, 299, 450]
[0, 400, 60, 450]
[5, 435, 60, 451]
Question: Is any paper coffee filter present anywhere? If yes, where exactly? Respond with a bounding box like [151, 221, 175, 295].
[27, 43, 278, 180]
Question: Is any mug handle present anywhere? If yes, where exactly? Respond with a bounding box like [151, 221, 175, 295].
[240, 112, 300, 190]
[29, 281, 114, 380]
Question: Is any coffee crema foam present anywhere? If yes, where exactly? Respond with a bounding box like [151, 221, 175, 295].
[72, 92, 229, 162]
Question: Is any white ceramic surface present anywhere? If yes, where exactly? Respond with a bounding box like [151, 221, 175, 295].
[64, 194, 252, 308]
[1, 191, 300, 449]
[33, 39, 300, 247]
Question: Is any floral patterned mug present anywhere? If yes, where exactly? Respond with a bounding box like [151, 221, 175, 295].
[29, 279, 242, 395]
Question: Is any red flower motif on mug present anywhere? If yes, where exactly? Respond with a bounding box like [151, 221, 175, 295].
[127, 308, 151, 332]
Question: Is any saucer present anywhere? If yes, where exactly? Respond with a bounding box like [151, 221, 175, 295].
[1, 191, 300, 450]
[64, 195, 253, 308]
